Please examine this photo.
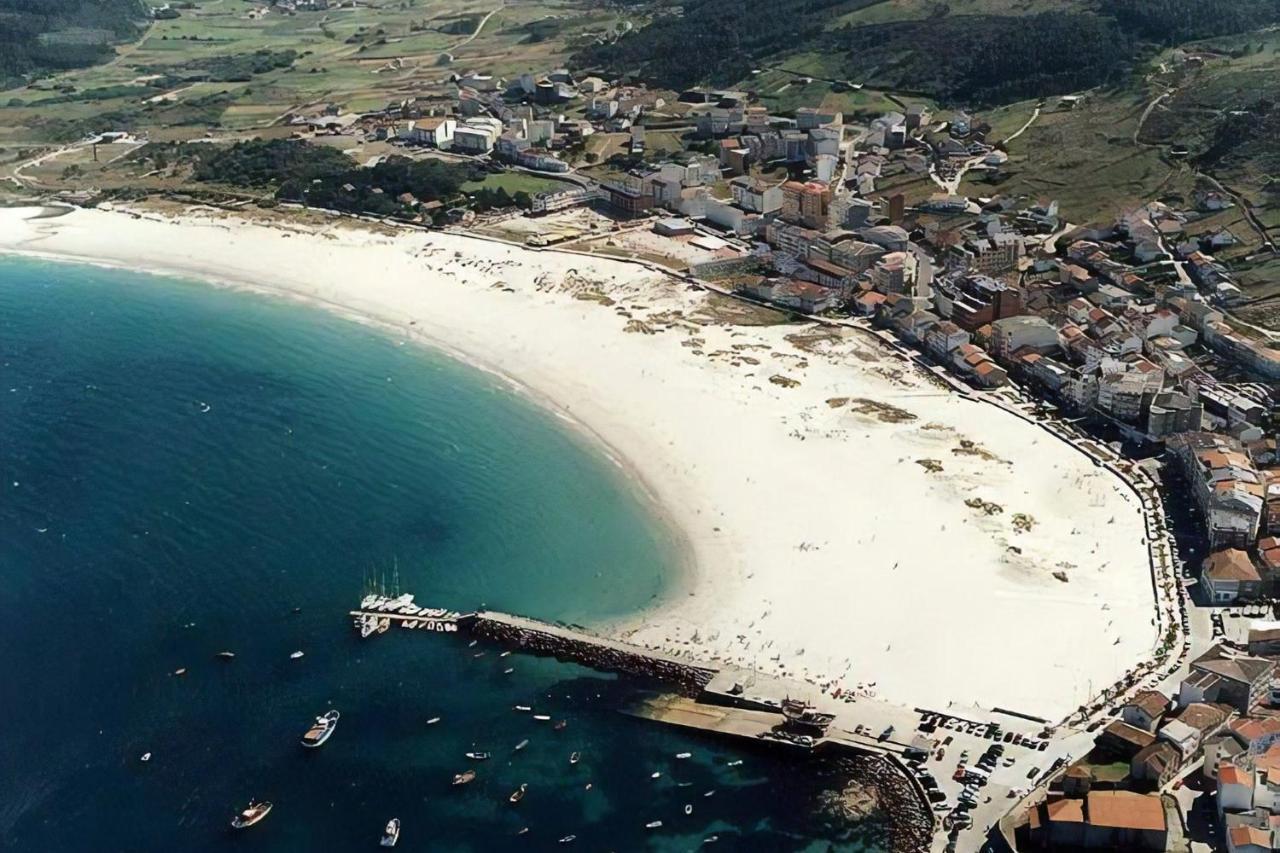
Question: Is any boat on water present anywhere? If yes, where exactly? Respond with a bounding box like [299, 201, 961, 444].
[380, 818, 400, 848]
[427, 717, 441, 725]
[553, 720, 567, 731]
[704, 790, 716, 797]
[514, 739, 529, 752]
[465, 752, 490, 760]
[509, 783, 527, 804]
[646, 820, 663, 829]
[533, 714, 551, 722]
[569, 752, 580, 765]
[499, 651, 511, 658]
[558, 835, 576, 844]
[215, 651, 235, 661]
[452, 770, 477, 786]
[300, 710, 340, 748]
[676, 752, 692, 759]
[513, 705, 532, 712]
[289, 650, 304, 660]
[517, 827, 529, 836]
[684, 804, 693, 815]
[503, 668, 514, 674]
[726, 760, 743, 767]
[140, 752, 151, 762]
[650, 771, 661, 779]
[230, 801, 272, 829]
[703, 835, 720, 844]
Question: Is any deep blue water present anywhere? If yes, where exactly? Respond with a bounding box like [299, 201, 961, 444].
[0, 257, 884, 852]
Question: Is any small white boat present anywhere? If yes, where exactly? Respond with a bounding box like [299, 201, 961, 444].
[140, 752, 151, 762]
[704, 790, 716, 798]
[676, 752, 692, 759]
[427, 717, 442, 725]
[703, 835, 720, 844]
[465, 752, 490, 760]
[569, 751, 580, 765]
[558, 835, 576, 844]
[289, 650, 304, 660]
[726, 760, 743, 767]
[533, 714, 551, 722]
[499, 651, 511, 658]
[514, 705, 532, 712]
[514, 739, 529, 752]
[646, 820, 663, 829]
[380, 818, 400, 847]
[509, 783, 527, 804]
[230, 800, 272, 829]
[503, 668, 515, 674]
[650, 771, 661, 779]
[301, 710, 340, 748]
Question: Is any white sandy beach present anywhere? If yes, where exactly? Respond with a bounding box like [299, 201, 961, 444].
[0, 203, 1156, 720]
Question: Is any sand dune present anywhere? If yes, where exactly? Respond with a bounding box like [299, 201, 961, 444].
[0, 203, 1156, 719]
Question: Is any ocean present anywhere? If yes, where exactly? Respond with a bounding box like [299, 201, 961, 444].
[0, 256, 885, 852]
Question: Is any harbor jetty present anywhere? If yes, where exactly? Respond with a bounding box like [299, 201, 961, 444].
[350, 593, 935, 850]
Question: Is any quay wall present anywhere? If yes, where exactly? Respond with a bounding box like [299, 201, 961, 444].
[472, 611, 718, 695]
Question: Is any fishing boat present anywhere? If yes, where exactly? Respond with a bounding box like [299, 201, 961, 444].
[650, 771, 661, 779]
[514, 739, 529, 752]
[509, 783, 527, 804]
[645, 820, 663, 829]
[533, 714, 551, 722]
[427, 717, 442, 725]
[465, 752, 490, 761]
[513, 705, 532, 712]
[675, 752, 692, 759]
[468, 640, 478, 648]
[140, 752, 151, 762]
[215, 651, 235, 661]
[704, 790, 716, 798]
[380, 818, 400, 848]
[569, 752, 580, 765]
[300, 710, 340, 748]
[499, 651, 511, 658]
[452, 770, 477, 786]
[553, 720, 567, 731]
[503, 668, 514, 674]
[558, 835, 576, 844]
[517, 827, 529, 836]
[230, 801, 272, 829]
[289, 650, 304, 660]
[703, 835, 720, 844]
[726, 760, 743, 767]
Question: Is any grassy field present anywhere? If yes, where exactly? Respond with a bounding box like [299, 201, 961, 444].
[460, 170, 569, 195]
[0, 0, 613, 145]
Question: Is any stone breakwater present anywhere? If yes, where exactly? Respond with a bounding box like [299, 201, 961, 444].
[472, 611, 718, 695]
[829, 754, 934, 853]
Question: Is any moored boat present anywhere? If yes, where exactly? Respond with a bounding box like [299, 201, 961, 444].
[675, 752, 691, 759]
[230, 800, 272, 829]
[300, 710, 340, 748]
[465, 751, 490, 760]
[380, 818, 400, 847]
[509, 783, 527, 804]
[533, 714, 551, 722]
[452, 770, 477, 786]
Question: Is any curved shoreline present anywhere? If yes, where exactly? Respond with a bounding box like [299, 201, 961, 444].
[0, 202, 1158, 721]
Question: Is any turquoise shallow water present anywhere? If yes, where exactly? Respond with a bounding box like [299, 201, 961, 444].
[0, 257, 885, 852]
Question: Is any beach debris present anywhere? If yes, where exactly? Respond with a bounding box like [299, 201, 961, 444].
[1052, 571, 1070, 583]
[964, 497, 1003, 516]
[844, 398, 915, 423]
[915, 458, 944, 473]
[768, 374, 800, 388]
[1012, 512, 1037, 533]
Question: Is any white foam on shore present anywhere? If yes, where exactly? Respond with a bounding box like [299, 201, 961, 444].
[0, 204, 1156, 719]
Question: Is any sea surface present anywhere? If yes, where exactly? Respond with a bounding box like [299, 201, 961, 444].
[0, 257, 885, 852]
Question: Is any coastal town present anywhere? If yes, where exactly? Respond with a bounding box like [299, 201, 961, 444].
[4, 1, 1280, 852]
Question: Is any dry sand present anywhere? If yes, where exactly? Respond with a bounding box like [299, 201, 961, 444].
[0, 203, 1156, 719]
